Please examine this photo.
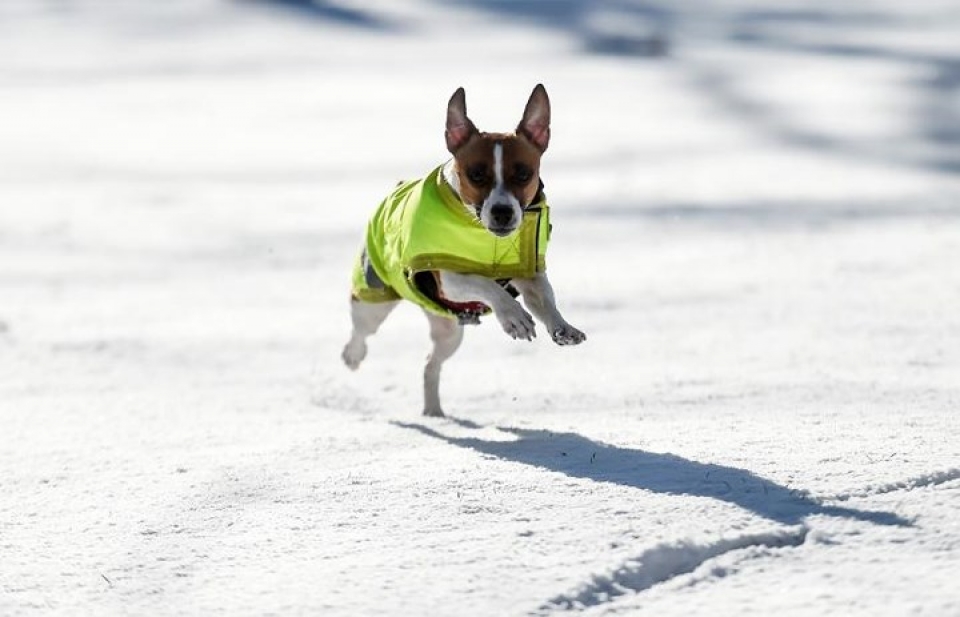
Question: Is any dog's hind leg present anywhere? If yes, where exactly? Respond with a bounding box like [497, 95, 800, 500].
[342, 298, 399, 370]
[423, 311, 464, 417]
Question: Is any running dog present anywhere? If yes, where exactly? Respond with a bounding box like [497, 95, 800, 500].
[342, 84, 586, 416]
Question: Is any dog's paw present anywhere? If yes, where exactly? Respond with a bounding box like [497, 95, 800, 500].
[496, 304, 536, 341]
[341, 340, 367, 370]
[552, 323, 586, 346]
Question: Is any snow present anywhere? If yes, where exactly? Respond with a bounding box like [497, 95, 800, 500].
[2, 0, 959, 615]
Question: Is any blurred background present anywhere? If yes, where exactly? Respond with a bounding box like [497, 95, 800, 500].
[3, 2, 960, 614]
[2, 0, 958, 403]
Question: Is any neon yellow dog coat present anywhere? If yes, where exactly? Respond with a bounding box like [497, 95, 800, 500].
[352, 164, 551, 320]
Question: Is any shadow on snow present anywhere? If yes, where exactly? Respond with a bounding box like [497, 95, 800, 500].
[441, 0, 672, 58]
[236, 0, 958, 174]
[450, 1, 959, 173]
[236, 0, 398, 30]
[393, 422, 910, 528]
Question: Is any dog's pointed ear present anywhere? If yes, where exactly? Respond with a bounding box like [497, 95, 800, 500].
[517, 84, 550, 152]
[445, 87, 477, 154]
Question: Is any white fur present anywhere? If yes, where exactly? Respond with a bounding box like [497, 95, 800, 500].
[343, 269, 585, 416]
[342, 299, 398, 370]
[423, 311, 463, 416]
[479, 143, 522, 235]
[439, 271, 537, 341]
[442, 159, 461, 198]
[438, 271, 585, 345]
[511, 273, 585, 345]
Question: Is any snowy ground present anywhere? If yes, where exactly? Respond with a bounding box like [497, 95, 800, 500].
[2, 1, 960, 615]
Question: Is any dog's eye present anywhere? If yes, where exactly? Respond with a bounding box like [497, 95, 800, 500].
[513, 166, 532, 184]
[466, 166, 487, 185]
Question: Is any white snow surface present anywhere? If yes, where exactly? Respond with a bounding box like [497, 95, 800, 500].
[2, 1, 960, 615]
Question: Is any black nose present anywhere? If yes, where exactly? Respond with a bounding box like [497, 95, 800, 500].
[490, 204, 513, 227]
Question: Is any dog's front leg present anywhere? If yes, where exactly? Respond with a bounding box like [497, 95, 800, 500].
[438, 271, 537, 341]
[512, 273, 586, 346]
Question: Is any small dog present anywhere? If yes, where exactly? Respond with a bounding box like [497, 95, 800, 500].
[342, 84, 586, 416]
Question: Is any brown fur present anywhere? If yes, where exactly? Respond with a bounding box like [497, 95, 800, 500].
[450, 132, 542, 208]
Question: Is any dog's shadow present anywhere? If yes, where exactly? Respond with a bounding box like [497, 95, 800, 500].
[392, 420, 910, 527]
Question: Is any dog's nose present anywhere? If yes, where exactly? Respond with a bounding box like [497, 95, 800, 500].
[490, 204, 513, 227]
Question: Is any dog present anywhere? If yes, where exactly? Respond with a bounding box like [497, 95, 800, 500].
[342, 84, 586, 417]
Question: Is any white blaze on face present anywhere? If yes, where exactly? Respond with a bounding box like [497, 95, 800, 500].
[479, 142, 522, 235]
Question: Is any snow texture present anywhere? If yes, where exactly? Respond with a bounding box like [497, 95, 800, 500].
[1, 0, 959, 615]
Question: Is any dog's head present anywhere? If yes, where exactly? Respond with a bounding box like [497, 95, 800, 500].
[444, 84, 550, 237]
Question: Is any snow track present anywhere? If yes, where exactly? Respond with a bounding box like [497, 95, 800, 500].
[537, 527, 810, 613]
[828, 468, 960, 501]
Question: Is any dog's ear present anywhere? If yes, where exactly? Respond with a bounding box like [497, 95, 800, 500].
[445, 87, 477, 154]
[517, 84, 550, 152]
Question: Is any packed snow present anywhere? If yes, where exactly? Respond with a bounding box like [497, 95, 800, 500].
[2, 1, 959, 615]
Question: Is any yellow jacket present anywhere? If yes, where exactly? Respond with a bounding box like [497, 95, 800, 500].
[352, 164, 551, 319]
